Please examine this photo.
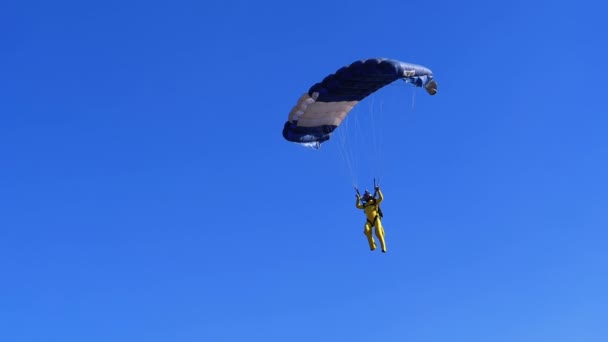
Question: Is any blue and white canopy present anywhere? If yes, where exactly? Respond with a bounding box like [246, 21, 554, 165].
[282, 58, 437, 148]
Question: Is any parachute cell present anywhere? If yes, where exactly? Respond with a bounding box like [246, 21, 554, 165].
[282, 58, 437, 149]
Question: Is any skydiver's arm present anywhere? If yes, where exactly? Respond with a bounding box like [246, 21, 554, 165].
[356, 197, 364, 209]
[376, 189, 384, 204]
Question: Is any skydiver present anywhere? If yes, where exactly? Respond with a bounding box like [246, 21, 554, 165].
[355, 184, 387, 253]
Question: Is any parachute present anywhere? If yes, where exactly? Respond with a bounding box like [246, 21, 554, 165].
[282, 58, 437, 149]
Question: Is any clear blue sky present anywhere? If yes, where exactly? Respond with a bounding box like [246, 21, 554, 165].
[1, 1, 607, 341]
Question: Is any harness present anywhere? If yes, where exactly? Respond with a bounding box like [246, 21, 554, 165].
[367, 215, 379, 226]
[364, 201, 382, 226]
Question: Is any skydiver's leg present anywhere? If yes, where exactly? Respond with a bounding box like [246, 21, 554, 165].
[364, 222, 376, 251]
[375, 219, 387, 253]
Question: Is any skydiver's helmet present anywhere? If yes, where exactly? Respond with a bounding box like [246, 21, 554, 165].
[362, 190, 373, 202]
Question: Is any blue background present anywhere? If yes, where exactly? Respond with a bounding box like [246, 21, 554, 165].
[1, 0, 606, 341]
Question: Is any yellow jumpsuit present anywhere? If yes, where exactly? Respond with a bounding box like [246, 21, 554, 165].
[356, 189, 387, 253]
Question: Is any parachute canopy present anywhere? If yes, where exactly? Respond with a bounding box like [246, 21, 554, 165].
[282, 58, 437, 149]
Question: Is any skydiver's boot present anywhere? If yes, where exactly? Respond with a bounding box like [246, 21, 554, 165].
[368, 237, 377, 251]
